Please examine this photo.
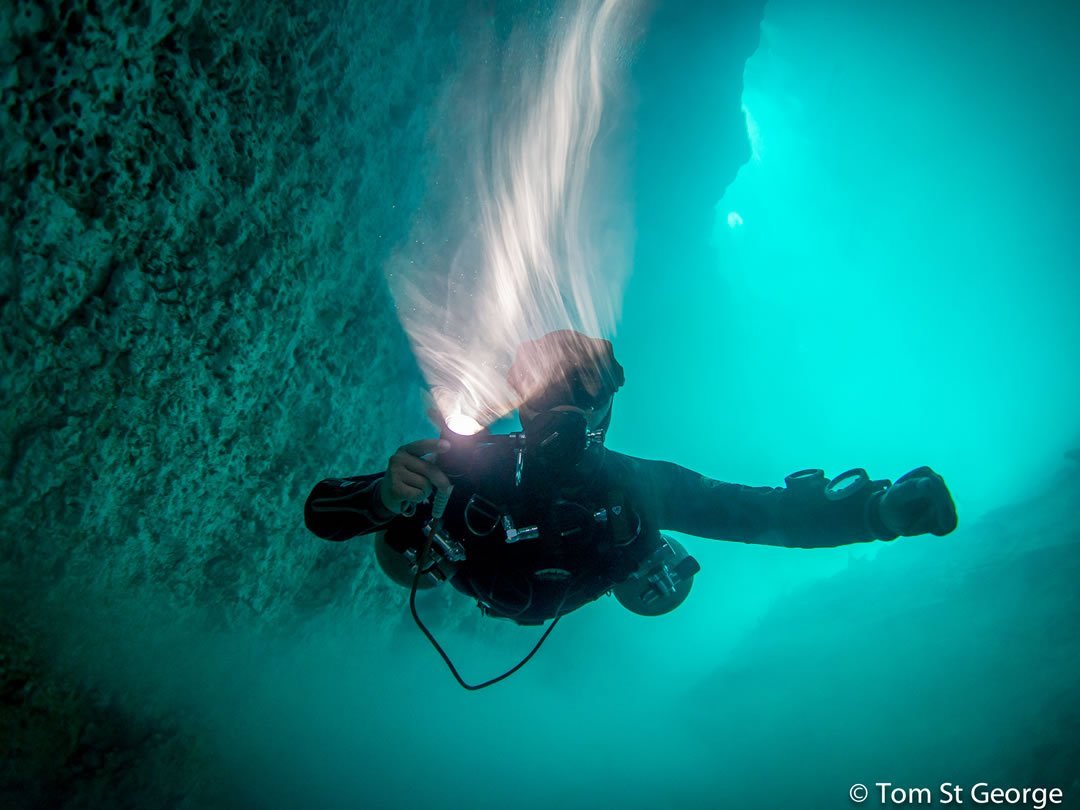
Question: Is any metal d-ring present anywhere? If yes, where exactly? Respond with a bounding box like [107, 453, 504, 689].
[464, 493, 501, 536]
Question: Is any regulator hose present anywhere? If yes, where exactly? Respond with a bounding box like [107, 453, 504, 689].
[408, 487, 569, 690]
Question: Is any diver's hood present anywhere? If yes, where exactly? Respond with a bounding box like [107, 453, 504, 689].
[508, 330, 625, 415]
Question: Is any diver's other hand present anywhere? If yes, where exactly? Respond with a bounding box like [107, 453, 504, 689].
[878, 466, 958, 537]
[378, 438, 452, 515]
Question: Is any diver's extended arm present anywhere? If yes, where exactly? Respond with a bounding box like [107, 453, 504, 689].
[304, 473, 397, 541]
[623, 456, 956, 548]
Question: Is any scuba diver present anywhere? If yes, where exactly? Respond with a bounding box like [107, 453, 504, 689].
[305, 330, 958, 688]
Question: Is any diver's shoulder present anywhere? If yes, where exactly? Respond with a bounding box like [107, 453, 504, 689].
[602, 448, 670, 475]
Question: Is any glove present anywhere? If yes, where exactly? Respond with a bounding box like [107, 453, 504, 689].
[877, 466, 958, 537]
[378, 438, 452, 516]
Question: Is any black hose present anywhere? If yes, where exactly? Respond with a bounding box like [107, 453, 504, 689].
[408, 526, 569, 690]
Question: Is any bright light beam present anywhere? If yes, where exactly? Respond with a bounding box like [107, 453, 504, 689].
[386, 1, 639, 429]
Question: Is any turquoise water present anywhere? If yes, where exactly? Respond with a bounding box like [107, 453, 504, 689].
[3, 1, 1078, 808]
[609, 1, 1080, 806]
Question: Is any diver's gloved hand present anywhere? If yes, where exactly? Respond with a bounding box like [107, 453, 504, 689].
[878, 466, 958, 537]
[378, 438, 452, 516]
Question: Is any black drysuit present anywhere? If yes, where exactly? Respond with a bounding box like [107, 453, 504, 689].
[305, 446, 898, 623]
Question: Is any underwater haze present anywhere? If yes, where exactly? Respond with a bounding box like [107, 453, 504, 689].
[2, 1, 1078, 808]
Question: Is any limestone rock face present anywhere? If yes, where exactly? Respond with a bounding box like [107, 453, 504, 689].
[3, 0, 455, 620]
[4, 1, 457, 802]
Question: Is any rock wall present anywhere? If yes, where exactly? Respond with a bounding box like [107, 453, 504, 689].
[2, 0, 460, 804]
[2, 0, 456, 623]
